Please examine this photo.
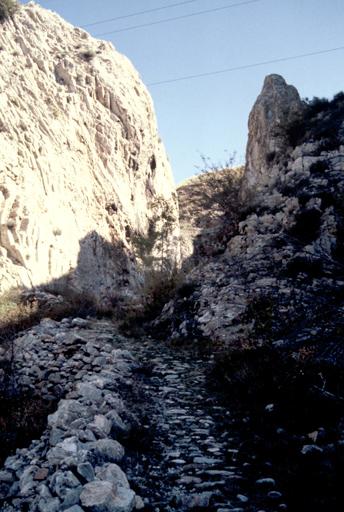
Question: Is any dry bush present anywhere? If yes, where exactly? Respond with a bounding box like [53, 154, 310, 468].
[212, 344, 344, 425]
[0, 286, 97, 346]
[197, 153, 244, 218]
[195, 154, 257, 247]
[0, 392, 57, 465]
[0, 289, 40, 345]
[142, 266, 182, 320]
[287, 92, 344, 150]
[211, 344, 344, 512]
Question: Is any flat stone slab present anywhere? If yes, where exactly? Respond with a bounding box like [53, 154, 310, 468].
[80, 481, 135, 512]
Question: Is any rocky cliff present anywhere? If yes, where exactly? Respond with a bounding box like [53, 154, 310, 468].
[0, 2, 179, 306]
[161, 75, 344, 367]
[243, 74, 304, 193]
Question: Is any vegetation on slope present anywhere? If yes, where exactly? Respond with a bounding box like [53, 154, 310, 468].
[0, 288, 98, 346]
[288, 92, 344, 150]
[207, 93, 344, 512]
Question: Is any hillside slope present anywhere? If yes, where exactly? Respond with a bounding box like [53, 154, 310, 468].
[161, 75, 344, 367]
[177, 167, 243, 265]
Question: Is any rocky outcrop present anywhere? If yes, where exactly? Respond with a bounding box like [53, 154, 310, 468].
[242, 74, 304, 194]
[0, 2, 179, 305]
[0, 317, 140, 511]
[158, 76, 344, 366]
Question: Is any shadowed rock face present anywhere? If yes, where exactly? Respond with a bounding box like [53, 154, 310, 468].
[0, 3, 179, 303]
[243, 74, 304, 193]
[157, 75, 344, 368]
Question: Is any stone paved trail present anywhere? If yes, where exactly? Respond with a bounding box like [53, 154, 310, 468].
[110, 335, 285, 512]
[0, 318, 285, 511]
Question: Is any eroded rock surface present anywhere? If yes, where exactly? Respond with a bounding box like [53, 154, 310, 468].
[158, 76, 344, 367]
[0, 2, 179, 305]
[243, 74, 304, 194]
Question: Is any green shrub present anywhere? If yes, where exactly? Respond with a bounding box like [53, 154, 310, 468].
[287, 92, 344, 149]
[0, 0, 18, 22]
[142, 266, 182, 320]
[131, 196, 180, 318]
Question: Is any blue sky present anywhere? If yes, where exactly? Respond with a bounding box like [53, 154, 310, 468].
[23, 0, 344, 183]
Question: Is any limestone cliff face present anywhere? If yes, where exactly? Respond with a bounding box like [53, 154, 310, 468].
[0, 3, 179, 304]
[242, 74, 304, 194]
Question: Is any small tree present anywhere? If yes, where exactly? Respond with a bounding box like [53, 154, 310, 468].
[0, 0, 18, 22]
[197, 153, 243, 217]
[132, 197, 179, 316]
[132, 197, 177, 272]
[151, 197, 177, 272]
[195, 153, 247, 246]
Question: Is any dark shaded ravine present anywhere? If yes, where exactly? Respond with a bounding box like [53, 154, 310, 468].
[111, 335, 286, 512]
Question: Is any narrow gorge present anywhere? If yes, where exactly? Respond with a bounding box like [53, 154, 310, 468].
[1, 3, 343, 512]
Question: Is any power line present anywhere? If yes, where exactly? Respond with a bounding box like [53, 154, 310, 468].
[94, 0, 263, 37]
[82, 0, 202, 28]
[147, 45, 344, 86]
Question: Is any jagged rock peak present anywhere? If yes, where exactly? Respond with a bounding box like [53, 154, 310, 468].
[243, 73, 304, 192]
[0, 2, 179, 305]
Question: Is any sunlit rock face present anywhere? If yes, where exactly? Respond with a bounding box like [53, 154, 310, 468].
[0, 3, 179, 303]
